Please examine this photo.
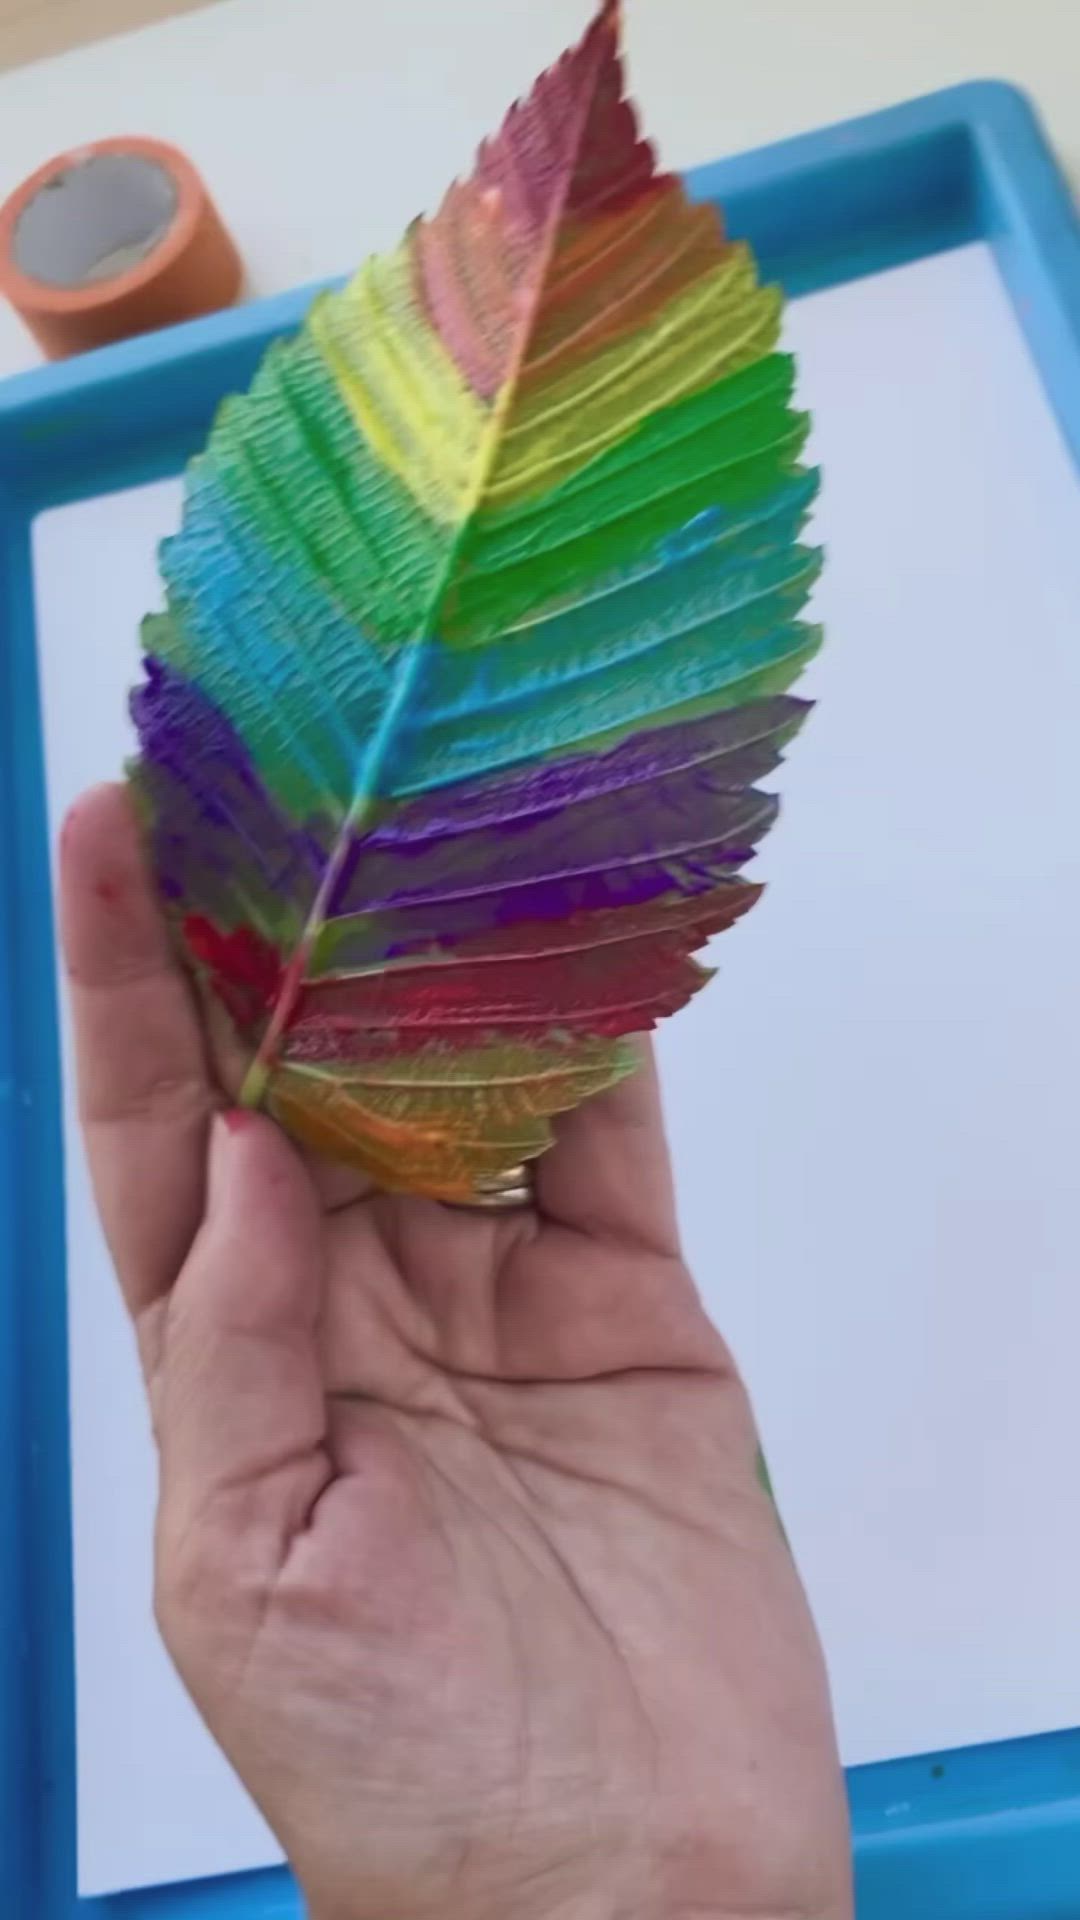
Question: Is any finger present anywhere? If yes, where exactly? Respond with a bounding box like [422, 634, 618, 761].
[201, 979, 376, 1214]
[535, 1039, 682, 1255]
[60, 784, 214, 1320]
[156, 1112, 330, 1555]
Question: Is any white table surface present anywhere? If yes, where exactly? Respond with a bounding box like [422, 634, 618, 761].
[0, 0, 1077, 382]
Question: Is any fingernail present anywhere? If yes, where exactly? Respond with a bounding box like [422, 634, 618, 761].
[221, 1108, 254, 1136]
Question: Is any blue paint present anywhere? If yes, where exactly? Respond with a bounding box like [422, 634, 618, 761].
[159, 471, 388, 815]
[0, 79, 1078, 1920]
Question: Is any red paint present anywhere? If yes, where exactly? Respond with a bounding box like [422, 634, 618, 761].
[274, 884, 758, 1065]
[221, 1108, 254, 1135]
[182, 915, 283, 1033]
[93, 876, 124, 907]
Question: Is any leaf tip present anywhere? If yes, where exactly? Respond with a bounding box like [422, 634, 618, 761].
[589, 0, 623, 49]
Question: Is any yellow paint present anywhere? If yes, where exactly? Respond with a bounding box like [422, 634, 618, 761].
[313, 224, 777, 533]
[311, 243, 490, 527]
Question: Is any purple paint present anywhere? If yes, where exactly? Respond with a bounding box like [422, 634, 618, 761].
[365, 698, 805, 846]
[331, 772, 777, 921]
[131, 658, 787, 973]
[131, 658, 326, 935]
[325, 839, 753, 972]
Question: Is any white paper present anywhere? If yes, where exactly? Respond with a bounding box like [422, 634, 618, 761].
[32, 242, 1080, 1897]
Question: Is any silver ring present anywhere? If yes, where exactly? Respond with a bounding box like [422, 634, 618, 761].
[446, 1164, 534, 1212]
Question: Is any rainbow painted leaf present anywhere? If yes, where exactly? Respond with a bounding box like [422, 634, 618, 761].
[129, 0, 823, 1203]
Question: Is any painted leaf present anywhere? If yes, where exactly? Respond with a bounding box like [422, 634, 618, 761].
[128, 0, 823, 1203]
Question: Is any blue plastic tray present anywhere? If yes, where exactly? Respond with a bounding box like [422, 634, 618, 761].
[2, 79, 1079, 1920]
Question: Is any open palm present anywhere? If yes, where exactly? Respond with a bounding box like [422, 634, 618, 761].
[62, 784, 851, 1920]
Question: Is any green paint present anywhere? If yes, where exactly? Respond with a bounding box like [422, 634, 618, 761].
[756, 1445, 790, 1550]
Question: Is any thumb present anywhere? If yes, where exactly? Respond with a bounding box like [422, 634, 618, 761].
[155, 1110, 331, 1568]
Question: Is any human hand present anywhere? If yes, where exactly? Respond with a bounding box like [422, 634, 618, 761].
[61, 783, 852, 1920]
